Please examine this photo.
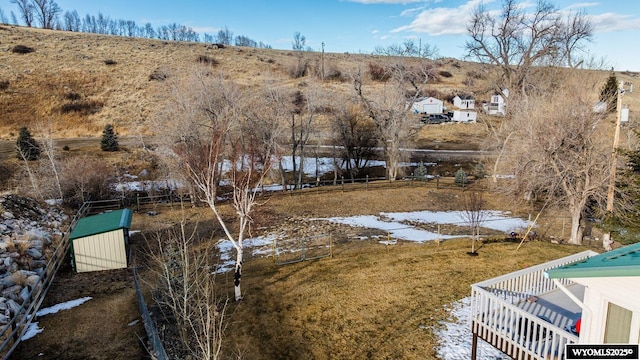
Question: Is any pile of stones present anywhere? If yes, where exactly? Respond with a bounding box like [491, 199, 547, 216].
[0, 195, 68, 325]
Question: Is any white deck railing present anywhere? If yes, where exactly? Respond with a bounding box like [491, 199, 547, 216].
[470, 250, 597, 360]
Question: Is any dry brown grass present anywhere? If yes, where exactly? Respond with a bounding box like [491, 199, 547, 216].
[128, 186, 591, 359]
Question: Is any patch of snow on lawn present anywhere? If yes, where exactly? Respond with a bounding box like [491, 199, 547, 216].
[324, 215, 460, 242]
[380, 210, 531, 233]
[21, 297, 93, 341]
[215, 235, 278, 273]
[435, 297, 508, 360]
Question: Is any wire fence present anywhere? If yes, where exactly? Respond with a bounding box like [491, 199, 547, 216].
[132, 268, 167, 360]
[273, 234, 333, 265]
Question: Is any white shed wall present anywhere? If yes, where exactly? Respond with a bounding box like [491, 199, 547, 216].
[73, 229, 127, 273]
[573, 277, 640, 344]
[452, 110, 477, 122]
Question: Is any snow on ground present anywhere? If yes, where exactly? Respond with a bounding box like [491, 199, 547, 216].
[21, 297, 93, 341]
[435, 297, 508, 360]
[214, 210, 531, 271]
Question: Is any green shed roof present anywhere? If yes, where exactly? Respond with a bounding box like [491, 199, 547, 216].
[69, 209, 133, 240]
[547, 242, 640, 279]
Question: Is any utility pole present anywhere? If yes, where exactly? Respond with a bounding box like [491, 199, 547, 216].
[603, 80, 633, 251]
[321, 41, 325, 81]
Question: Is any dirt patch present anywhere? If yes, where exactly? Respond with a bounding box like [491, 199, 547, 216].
[11, 264, 148, 360]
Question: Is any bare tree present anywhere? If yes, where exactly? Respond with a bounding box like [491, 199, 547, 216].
[11, 0, 34, 27]
[157, 67, 280, 301]
[461, 191, 488, 255]
[215, 26, 233, 45]
[32, 0, 61, 29]
[353, 63, 424, 180]
[149, 220, 226, 360]
[495, 77, 610, 245]
[35, 120, 63, 200]
[465, 0, 592, 95]
[331, 102, 377, 180]
[292, 31, 306, 51]
[0, 7, 8, 24]
[373, 39, 439, 59]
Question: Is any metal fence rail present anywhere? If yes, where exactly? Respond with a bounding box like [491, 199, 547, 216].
[133, 268, 167, 360]
[273, 234, 333, 265]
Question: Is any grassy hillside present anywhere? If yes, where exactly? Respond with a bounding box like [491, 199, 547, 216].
[1, 25, 638, 150]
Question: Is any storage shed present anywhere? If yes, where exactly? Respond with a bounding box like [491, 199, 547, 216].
[410, 97, 444, 114]
[69, 209, 133, 273]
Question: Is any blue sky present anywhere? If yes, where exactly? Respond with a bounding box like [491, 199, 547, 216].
[3, 0, 640, 70]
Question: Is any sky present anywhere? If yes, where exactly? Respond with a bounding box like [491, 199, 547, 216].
[2, 0, 640, 71]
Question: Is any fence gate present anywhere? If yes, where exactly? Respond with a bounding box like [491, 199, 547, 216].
[273, 234, 332, 265]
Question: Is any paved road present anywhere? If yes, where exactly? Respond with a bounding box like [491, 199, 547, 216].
[0, 136, 147, 160]
[1, 137, 491, 161]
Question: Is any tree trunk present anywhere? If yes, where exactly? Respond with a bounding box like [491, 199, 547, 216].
[234, 246, 243, 301]
[568, 205, 583, 245]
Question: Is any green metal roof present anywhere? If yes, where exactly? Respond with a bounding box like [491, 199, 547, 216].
[547, 242, 640, 279]
[69, 209, 133, 240]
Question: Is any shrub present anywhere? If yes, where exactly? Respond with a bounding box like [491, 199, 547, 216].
[288, 56, 309, 79]
[439, 70, 453, 78]
[101, 124, 119, 152]
[16, 127, 41, 161]
[63, 92, 81, 100]
[0, 80, 8, 90]
[12, 45, 35, 54]
[104, 59, 117, 65]
[63, 145, 70, 151]
[196, 55, 218, 66]
[149, 68, 170, 81]
[368, 63, 390, 81]
[60, 155, 116, 208]
[454, 168, 468, 187]
[474, 163, 486, 179]
[60, 100, 103, 115]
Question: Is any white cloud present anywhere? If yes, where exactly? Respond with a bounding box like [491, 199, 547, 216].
[391, 0, 486, 36]
[589, 12, 640, 32]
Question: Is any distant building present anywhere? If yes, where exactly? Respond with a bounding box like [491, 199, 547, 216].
[451, 110, 477, 123]
[483, 89, 508, 116]
[593, 101, 607, 113]
[410, 97, 444, 114]
[453, 95, 475, 110]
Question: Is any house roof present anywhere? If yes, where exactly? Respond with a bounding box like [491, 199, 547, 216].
[546, 242, 640, 279]
[70, 209, 133, 240]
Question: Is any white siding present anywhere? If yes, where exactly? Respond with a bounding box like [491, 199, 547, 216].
[451, 110, 477, 122]
[572, 277, 640, 344]
[73, 230, 127, 273]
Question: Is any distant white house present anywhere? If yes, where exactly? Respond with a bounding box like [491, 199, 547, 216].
[451, 110, 477, 123]
[483, 89, 508, 116]
[593, 101, 608, 113]
[453, 95, 475, 110]
[410, 97, 443, 114]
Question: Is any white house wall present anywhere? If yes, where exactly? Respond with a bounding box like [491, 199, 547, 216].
[452, 110, 477, 122]
[573, 277, 640, 344]
[73, 229, 127, 273]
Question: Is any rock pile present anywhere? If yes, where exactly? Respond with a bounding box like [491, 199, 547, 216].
[0, 195, 68, 326]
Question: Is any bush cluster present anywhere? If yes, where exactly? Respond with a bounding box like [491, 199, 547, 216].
[11, 45, 35, 54]
[196, 55, 218, 66]
[368, 63, 390, 82]
[60, 100, 103, 115]
[149, 68, 170, 81]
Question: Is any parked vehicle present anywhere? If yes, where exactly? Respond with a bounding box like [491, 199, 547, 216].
[421, 114, 450, 124]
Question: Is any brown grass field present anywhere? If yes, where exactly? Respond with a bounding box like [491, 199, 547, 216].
[11, 185, 599, 360]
